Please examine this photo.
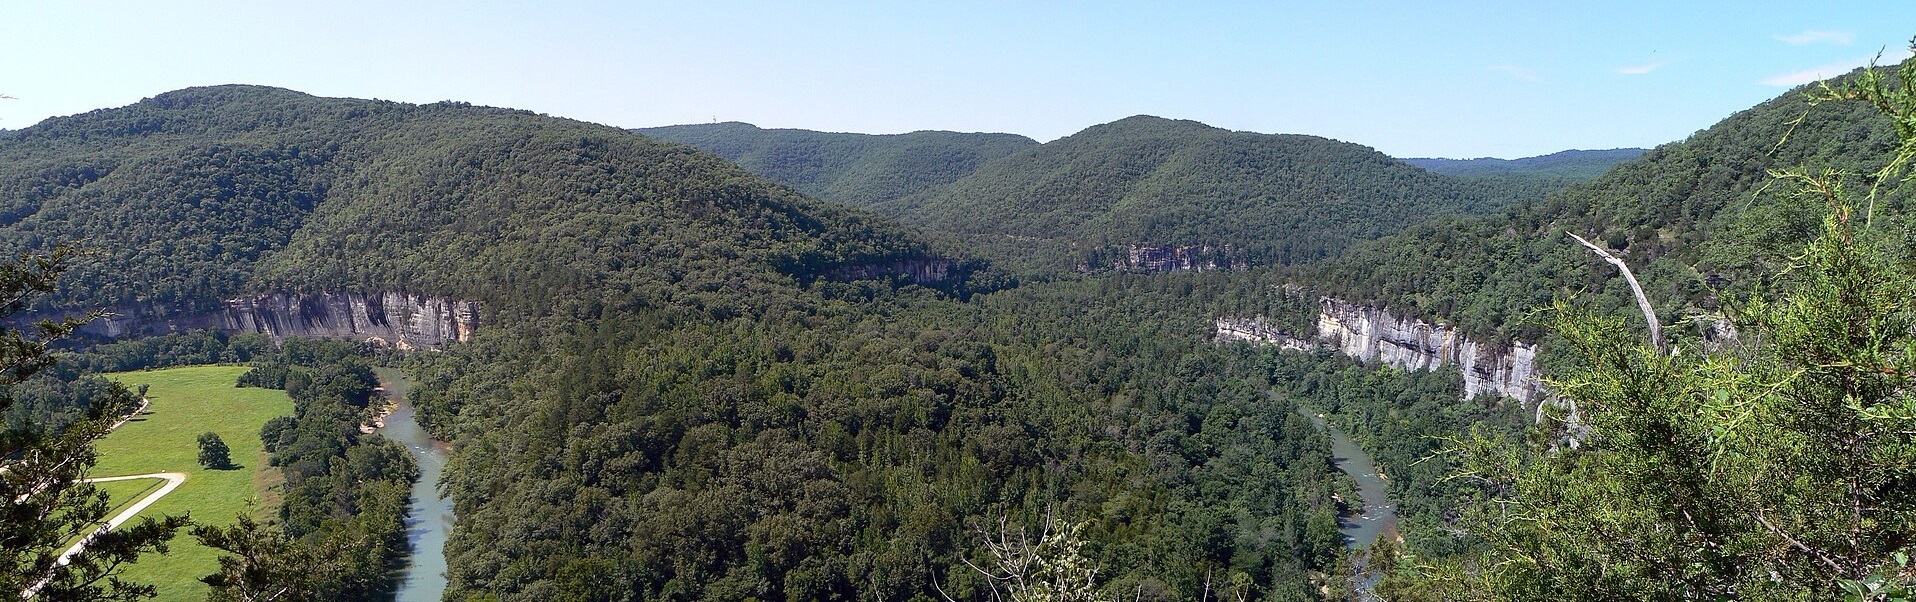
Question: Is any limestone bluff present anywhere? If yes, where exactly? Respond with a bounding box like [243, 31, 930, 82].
[1217, 296, 1545, 406]
[74, 292, 479, 349]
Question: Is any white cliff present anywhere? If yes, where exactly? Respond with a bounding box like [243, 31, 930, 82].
[1218, 297, 1545, 405]
[79, 292, 479, 349]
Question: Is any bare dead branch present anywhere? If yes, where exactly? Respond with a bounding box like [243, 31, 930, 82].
[1755, 510, 1846, 574]
[1568, 231, 1666, 354]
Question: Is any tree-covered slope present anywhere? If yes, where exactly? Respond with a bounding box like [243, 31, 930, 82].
[635, 121, 1036, 208]
[877, 115, 1507, 273]
[0, 86, 944, 315]
[1396, 149, 1647, 215]
[1301, 65, 1916, 343]
[421, 273, 1353, 601]
[1402, 148, 1645, 179]
[5, 87, 1370, 600]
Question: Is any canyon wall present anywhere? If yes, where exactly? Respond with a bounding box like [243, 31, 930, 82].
[1080, 244, 1236, 273]
[1117, 245, 1226, 272]
[1218, 297, 1546, 405]
[78, 292, 479, 349]
[824, 259, 955, 285]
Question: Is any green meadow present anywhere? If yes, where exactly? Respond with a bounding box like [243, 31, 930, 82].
[92, 365, 293, 601]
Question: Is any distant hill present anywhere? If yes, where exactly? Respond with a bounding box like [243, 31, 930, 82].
[876, 115, 1507, 273]
[1403, 148, 1646, 179]
[635, 122, 1036, 207]
[0, 86, 950, 316]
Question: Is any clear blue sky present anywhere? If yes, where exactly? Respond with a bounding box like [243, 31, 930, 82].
[4, 1, 1913, 158]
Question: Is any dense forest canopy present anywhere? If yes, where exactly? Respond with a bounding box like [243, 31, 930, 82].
[0, 86, 1397, 601]
[0, 85, 947, 317]
[869, 115, 1521, 274]
[644, 121, 1640, 278]
[636, 121, 1037, 209]
[1295, 65, 1916, 344]
[14, 53, 1916, 602]
[1401, 148, 1645, 179]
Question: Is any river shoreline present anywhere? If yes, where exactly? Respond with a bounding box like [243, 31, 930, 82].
[1300, 409, 1398, 548]
[374, 370, 454, 602]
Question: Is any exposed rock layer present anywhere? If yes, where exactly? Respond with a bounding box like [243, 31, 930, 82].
[77, 292, 479, 349]
[824, 259, 955, 285]
[1218, 297, 1544, 404]
[1109, 245, 1232, 273]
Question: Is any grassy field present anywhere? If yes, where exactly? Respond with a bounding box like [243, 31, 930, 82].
[94, 365, 293, 601]
[88, 478, 165, 519]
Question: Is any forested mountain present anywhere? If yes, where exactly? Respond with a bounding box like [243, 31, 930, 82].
[1402, 148, 1645, 178]
[1299, 68, 1913, 344]
[1248, 63, 1916, 590]
[4, 86, 1367, 600]
[1394, 149, 1647, 214]
[0, 86, 948, 318]
[636, 121, 1036, 208]
[20, 59, 1911, 600]
[874, 115, 1509, 273]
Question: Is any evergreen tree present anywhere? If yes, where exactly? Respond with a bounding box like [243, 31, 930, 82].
[0, 248, 186, 601]
[1381, 52, 1916, 601]
[193, 515, 316, 602]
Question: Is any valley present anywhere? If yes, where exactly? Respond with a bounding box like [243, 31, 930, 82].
[4, 31, 1915, 602]
[89, 366, 294, 600]
[373, 367, 453, 602]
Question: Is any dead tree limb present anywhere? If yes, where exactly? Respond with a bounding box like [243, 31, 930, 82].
[1567, 231, 1666, 354]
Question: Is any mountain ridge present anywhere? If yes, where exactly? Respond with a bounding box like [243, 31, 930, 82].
[1402, 148, 1647, 178]
[0, 84, 960, 320]
[636, 121, 1036, 209]
[874, 113, 1508, 273]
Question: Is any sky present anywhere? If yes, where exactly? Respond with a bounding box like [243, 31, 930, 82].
[3, 1, 1915, 158]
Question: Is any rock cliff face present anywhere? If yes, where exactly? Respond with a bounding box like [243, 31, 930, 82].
[79, 292, 479, 349]
[1213, 315, 1322, 352]
[1218, 297, 1546, 405]
[824, 259, 955, 285]
[1111, 245, 1232, 273]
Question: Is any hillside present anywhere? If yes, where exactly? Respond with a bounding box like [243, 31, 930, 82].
[5, 87, 1361, 600]
[875, 115, 1507, 273]
[1302, 65, 1914, 343]
[0, 86, 948, 318]
[1402, 148, 1645, 178]
[636, 121, 1036, 208]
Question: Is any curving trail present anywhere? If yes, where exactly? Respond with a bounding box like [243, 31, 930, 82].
[17, 400, 172, 599]
[23, 472, 186, 599]
[58, 473, 189, 561]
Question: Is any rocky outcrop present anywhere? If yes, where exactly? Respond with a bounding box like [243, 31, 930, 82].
[77, 292, 479, 349]
[825, 259, 955, 285]
[1213, 316, 1322, 352]
[1218, 297, 1545, 405]
[1111, 244, 1226, 272]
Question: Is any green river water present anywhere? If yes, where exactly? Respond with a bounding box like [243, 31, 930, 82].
[1303, 410, 1398, 548]
[375, 371, 453, 602]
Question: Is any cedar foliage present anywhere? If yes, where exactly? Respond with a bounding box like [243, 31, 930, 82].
[1374, 54, 1916, 601]
[0, 249, 186, 601]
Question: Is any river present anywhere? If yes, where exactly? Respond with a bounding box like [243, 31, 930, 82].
[1301, 409, 1398, 548]
[375, 370, 454, 602]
